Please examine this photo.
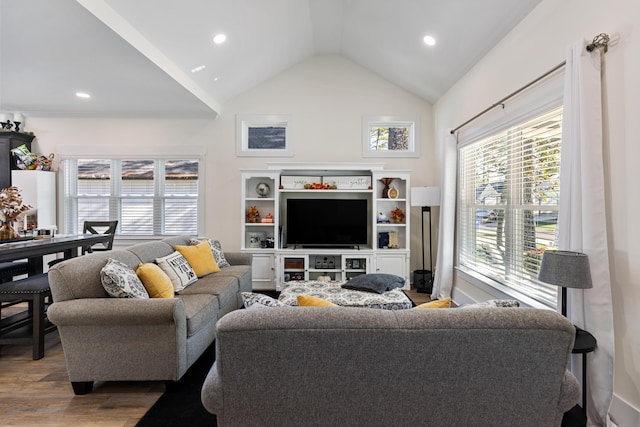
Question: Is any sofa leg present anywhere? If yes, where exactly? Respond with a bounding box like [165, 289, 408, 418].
[71, 381, 94, 395]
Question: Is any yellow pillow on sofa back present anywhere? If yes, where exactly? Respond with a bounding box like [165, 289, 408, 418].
[136, 263, 175, 298]
[175, 241, 220, 277]
[415, 297, 451, 309]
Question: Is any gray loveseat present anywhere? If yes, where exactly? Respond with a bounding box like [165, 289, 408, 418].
[202, 306, 580, 426]
[47, 236, 251, 395]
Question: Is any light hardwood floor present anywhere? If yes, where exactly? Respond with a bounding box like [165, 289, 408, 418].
[0, 304, 163, 427]
[0, 288, 430, 426]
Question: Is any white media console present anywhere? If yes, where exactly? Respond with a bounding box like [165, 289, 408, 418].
[241, 164, 411, 291]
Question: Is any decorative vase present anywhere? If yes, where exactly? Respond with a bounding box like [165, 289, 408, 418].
[379, 178, 394, 198]
[0, 222, 17, 241]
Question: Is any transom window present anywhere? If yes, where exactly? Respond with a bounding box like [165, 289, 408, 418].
[61, 158, 201, 236]
[457, 106, 562, 308]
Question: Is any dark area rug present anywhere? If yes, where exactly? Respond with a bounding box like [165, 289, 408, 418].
[136, 344, 217, 427]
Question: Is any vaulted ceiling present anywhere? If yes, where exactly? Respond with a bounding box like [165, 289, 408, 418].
[0, 0, 541, 118]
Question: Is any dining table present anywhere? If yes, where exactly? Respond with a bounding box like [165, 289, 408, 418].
[0, 234, 115, 276]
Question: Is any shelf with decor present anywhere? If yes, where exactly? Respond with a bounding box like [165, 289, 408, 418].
[372, 171, 410, 251]
[241, 171, 278, 250]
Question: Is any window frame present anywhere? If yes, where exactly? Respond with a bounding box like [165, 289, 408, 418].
[362, 116, 420, 158]
[57, 145, 205, 239]
[455, 73, 564, 309]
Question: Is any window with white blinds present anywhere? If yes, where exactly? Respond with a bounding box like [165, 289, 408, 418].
[62, 158, 201, 236]
[457, 106, 562, 308]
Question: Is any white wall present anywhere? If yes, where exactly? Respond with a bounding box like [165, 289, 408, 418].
[26, 55, 435, 273]
[434, 0, 640, 422]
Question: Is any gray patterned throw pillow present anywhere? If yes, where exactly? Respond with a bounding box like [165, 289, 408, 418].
[100, 258, 149, 299]
[190, 238, 231, 268]
[241, 292, 286, 308]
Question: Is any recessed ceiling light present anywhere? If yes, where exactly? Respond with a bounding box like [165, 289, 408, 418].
[191, 65, 206, 73]
[213, 33, 226, 44]
[213, 77, 219, 81]
[76, 92, 91, 99]
[423, 35, 436, 46]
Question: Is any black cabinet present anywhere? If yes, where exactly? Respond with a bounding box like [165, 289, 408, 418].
[0, 131, 35, 189]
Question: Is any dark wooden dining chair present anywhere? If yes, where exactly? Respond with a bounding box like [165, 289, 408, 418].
[82, 220, 118, 254]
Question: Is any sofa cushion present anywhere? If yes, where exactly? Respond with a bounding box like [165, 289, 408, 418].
[177, 294, 219, 337]
[127, 240, 176, 264]
[100, 258, 149, 299]
[179, 274, 239, 316]
[136, 262, 175, 298]
[341, 273, 405, 294]
[175, 241, 220, 277]
[415, 297, 451, 309]
[241, 292, 286, 308]
[190, 238, 231, 268]
[155, 251, 198, 292]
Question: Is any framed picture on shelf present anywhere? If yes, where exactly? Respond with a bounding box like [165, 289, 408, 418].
[236, 114, 292, 157]
[351, 259, 360, 269]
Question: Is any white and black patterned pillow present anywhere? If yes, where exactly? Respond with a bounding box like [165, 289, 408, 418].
[460, 299, 520, 309]
[241, 292, 285, 308]
[100, 258, 149, 299]
[189, 238, 231, 268]
[156, 251, 198, 292]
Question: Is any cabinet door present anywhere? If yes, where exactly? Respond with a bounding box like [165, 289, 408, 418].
[375, 253, 409, 289]
[0, 140, 10, 189]
[251, 253, 276, 290]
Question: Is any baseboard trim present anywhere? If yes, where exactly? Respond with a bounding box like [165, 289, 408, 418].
[610, 393, 640, 427]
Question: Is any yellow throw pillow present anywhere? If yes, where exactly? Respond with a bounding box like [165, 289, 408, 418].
[175, 241, 220, 277]
[136, 263, 175, 298]
[415, 297, 451, 309]
[297, 294, 337, 307]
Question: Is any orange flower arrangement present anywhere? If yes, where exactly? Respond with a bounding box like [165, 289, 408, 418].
[246, 206, 260, 223]
[390, 207, 405, 223]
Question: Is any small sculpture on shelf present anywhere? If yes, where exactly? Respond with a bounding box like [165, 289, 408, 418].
[256, 182, 271, 198]
[246, 206, 260, 223]
[379, 178, 394, 198]
[377, 212, 390, 223]
[390, 207, 405, 224]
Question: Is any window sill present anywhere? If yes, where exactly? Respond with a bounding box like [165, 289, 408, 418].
[455, 266, 554, 310]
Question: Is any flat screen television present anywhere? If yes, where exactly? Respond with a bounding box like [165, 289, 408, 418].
[286, 198, 368, 248]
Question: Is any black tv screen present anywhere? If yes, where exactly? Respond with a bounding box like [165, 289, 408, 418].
[286, 199, 368, 248]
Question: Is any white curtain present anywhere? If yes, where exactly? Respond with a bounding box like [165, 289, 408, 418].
[559, 39, 615, 426]
[432, 132, 457, 299]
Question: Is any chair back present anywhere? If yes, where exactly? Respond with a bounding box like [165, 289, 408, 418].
[82, 220, 118, 254]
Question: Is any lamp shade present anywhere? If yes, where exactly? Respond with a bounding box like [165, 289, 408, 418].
[538, 250, 592, 289]
[411, 187, 441, 207]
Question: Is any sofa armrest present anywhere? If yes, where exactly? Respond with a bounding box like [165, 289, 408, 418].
[48, 298, 185, 326]
[558, 369, 581, 412]
[224, 251, 252, 266]
[201, 361, 223, 415]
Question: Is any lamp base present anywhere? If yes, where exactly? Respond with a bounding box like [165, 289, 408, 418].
[413, 270, 433, 293]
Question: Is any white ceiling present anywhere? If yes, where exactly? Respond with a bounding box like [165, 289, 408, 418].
[0, 0, 542, 119]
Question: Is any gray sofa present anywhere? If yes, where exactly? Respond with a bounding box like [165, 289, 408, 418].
[47, 236, 251, 395]
[202, 306, 580, 427]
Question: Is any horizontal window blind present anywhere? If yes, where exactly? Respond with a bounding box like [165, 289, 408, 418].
[62, 158, 200, 236]
[458, 106, 562, 308]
